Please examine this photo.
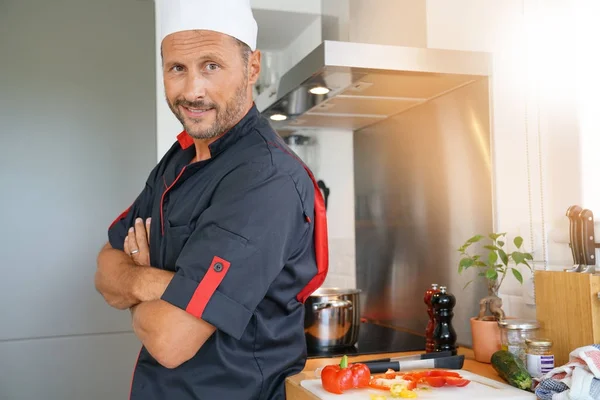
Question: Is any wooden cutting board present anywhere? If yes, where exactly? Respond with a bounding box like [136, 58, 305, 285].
[300, 370, 536, 399]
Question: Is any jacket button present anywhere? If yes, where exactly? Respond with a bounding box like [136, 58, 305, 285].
[213, 262, 223, 272]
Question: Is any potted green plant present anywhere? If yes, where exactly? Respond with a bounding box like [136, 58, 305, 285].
[457, 233, 534, 363]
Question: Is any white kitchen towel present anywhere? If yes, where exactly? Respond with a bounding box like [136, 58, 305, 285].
[534, 344, 600, 400]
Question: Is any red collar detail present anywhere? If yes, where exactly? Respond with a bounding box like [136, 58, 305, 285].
[177, 131, 194, 149]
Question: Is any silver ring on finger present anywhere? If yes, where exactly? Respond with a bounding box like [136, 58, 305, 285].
[130, 249, 139, 256]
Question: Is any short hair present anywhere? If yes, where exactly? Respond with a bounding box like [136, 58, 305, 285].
[234, 38, 252, 67]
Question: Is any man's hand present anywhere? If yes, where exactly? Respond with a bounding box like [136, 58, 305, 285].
[95, 217, 173, 309]
[124, 217, 152, 266]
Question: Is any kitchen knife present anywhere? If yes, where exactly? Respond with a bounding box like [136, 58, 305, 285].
[579, 209, 596, 273]
[313, 351, 454, 377]
[362, 350, 454, 364]
[364, 354, 465, 374]
[566, 205, 583, 271]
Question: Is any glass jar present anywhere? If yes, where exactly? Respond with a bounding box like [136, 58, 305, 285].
[498, 319, 540, 364]
[526, 338, 554, 378]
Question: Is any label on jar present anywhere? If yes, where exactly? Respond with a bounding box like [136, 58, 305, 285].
[527, 354, 554, 378]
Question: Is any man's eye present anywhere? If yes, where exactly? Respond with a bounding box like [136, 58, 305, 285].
[171, 65, 184, 72]
[206, 63, 220, 71]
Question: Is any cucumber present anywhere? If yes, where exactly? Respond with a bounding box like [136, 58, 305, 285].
[490, 350, 533, 390]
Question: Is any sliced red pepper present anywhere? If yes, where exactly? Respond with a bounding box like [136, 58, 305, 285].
[424, 376, 446, 387]
[427, 370, 461, 378]
[445, 377, 471, 387]
[321, 355, 370, 394]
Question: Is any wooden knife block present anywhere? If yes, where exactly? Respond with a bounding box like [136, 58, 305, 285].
[534, 270, 600, 365]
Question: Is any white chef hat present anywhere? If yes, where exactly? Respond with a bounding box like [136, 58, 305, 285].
[160, 0, 258, 51]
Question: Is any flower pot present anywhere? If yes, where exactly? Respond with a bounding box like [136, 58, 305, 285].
[470, 317, 502, 363]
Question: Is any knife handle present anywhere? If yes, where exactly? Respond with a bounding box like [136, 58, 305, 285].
[566, 205, 583, 265]
[365, 361, 402, 374]
[580, 209, 596, 266]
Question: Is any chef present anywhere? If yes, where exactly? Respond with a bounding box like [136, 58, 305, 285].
[94, 0, 329, 398]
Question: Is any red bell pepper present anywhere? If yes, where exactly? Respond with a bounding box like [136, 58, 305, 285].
[320, 355, 371, 394]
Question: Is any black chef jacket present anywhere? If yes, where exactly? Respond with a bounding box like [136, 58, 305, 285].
[107, 105, 328, 400]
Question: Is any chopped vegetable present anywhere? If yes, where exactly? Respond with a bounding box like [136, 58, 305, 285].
[371, 369, 471, 391]
[320, 355, 371, 394]
[445, 377, 470, 387]
[369, 376, 417, 391]
[370, 395, 388, 400]
[423, 376, 445, 387]
[390, 383, 417, 398]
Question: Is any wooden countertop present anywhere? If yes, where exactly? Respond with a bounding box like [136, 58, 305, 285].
[286, 348, 501, 400]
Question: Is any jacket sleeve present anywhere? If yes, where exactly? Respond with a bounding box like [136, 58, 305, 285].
[160, 162, 311, 340]
[107, 183, 154, 251]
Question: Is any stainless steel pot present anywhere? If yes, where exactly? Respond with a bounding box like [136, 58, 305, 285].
[304, 288, 361, 350]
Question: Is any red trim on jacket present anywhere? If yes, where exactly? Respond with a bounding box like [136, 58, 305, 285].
[160, 167, 187, 235]
[177, 131, 194, 149]
[186, 256, 231, 318]
[267, 141, 329, 303]
[109, 205, 132, 229]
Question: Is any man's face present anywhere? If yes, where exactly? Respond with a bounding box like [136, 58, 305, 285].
[162, 30, 259, 139]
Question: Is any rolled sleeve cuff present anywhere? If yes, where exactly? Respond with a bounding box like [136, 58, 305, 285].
[108, 226, 126, 251]
[161, 271, 253, 340]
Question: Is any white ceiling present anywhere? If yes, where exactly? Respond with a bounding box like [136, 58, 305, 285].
[253, 8, 320, 51]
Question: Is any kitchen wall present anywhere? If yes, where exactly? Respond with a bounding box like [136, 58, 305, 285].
[426, 0, 600, 319]
[0, 0, 156, 399]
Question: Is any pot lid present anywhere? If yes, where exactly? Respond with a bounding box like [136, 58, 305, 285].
[310, 287, 362, 296]
[498, 319, 540, 330]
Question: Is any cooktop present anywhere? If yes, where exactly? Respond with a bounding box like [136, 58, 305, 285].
[306, 322, 426, 359]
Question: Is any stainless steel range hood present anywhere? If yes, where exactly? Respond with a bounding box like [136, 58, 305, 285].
[259, 1, 492, 131]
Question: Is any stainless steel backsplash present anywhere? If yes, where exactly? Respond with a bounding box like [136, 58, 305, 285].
[354, 78, 493, 347]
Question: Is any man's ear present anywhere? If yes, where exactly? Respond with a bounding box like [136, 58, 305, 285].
[247, 50, 261, 86]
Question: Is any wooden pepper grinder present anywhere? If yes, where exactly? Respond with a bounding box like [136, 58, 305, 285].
[431, 286, 457, 355]
[424, 283, 440, 353]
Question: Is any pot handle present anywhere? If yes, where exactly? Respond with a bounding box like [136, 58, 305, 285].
[312, 299, 352, 312]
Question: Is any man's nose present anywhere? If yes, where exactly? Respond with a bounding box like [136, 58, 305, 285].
[183, 72, 207, 101]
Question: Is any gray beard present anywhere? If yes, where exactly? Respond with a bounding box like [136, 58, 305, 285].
[168, 79, 248, 140]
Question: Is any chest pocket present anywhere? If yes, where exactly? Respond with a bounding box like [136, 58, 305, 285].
[162, 224, 192, 270]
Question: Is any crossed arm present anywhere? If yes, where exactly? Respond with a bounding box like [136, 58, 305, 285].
[94, 218, 216, 369]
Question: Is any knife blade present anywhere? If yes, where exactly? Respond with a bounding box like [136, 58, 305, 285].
[566, 205, 583, 270]
[579, 209, 596, 273]
[362, 350, 454, 364]
[363, 354, 465, 374]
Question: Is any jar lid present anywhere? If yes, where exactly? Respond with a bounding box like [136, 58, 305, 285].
[526, 338, 553, 347]
[498, 319, 540, 330]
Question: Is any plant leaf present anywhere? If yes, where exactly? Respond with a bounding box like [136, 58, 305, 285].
[524, 253, 534, 260]
[523, 261, 532, 271]
[514, 236, 524, 249]
[497, 240, 505, 247]
[486, 268, 498, 280]
[512, 251, 525, 264]
[484, 245, 501, 251]
[489, 233, 502, 241]
[511, 268, 524, 284]
[467, 235, 484, 244]
[474, 261, 488, 267]
[463, 280, 474, 290]
[459, 258, 474, 273]
[498, 249, 509, 266]
[488, 251, 498, 266]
